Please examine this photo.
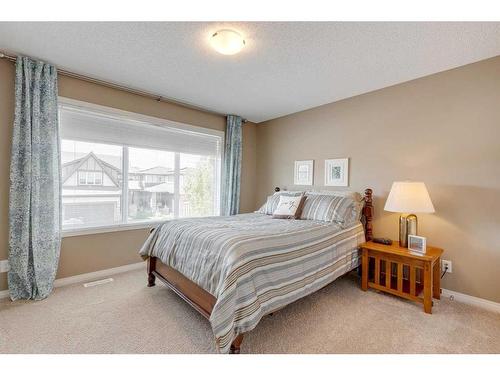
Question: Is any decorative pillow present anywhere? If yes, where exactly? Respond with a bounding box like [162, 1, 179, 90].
[256, 202, 266, 214]
[349, 200, 365, 225]
[300, 194, 357, 224]
[257, 191, 304, 215]
[272, 195, 306, 219]
[306, 190, 362, 201]
[305, 191, 364, 227]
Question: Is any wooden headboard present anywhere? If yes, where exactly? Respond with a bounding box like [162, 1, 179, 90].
[273, 187, 373, 241]
[362, 189, 373, 241]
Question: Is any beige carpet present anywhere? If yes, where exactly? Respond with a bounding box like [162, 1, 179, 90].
[0, 268, 499, 354]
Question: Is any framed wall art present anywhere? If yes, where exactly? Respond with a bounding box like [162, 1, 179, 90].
[294, 160, 314, 185]
[325, 158, 349, 186]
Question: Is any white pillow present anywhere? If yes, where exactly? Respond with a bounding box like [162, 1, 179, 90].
[256, 191, 304, 215]
[272, 195, 305, 219]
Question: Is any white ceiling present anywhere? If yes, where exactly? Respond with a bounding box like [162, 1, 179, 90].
[0, 22, 499, 123]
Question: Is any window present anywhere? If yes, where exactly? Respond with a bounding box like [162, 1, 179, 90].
[62, 139, 122, 229]
[78, 171, 104, 185]
[59, 98, 223, 232]
[180, 153, 217, 217]
[128, 147, 175, 222]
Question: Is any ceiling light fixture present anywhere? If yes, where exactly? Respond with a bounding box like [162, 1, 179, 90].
[210, 29, 245, 55]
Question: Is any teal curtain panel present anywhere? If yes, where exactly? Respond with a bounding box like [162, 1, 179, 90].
[221, 115, 243, 216]
[8, 56, 61, 300]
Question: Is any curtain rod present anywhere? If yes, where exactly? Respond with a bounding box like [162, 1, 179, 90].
[0, 51, 247, 122]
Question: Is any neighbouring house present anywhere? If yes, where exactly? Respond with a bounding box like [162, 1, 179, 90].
[128, 166, 177, 220]
[62, 152, 122, 228]
[61, 152, 187, 228]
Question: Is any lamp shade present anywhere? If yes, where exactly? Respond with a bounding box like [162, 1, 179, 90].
[384, 181, 435, 213]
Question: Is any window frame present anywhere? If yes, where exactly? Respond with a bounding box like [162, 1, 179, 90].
[59, 97, 224, 238]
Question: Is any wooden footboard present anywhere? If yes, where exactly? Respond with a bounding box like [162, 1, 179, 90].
[147, 187, 374, 354]
[148, 257, 216, 319]
[147, 256, 245, 353]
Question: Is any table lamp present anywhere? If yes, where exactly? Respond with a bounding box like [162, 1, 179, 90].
[384, 181, 435, 247]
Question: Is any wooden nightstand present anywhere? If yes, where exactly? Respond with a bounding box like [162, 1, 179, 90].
[360, 241, 443, 314]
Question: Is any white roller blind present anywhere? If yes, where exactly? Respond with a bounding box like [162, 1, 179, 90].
[59, 100, 222, 156]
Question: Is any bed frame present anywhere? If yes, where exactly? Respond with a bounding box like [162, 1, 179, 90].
[146, 188, 374, 354]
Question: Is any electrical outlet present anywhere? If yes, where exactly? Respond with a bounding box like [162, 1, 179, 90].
[0, 259, 10, 273]
[441, 259, 452, 274]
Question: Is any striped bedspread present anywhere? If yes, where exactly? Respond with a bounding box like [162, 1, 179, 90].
[139, 213, 365, 353]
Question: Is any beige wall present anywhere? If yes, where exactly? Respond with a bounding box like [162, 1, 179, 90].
[256, 56, 500, 303]
[1, 55, 499, 303]
[0, 58, 256, 290]
[240, 121, 258, 213]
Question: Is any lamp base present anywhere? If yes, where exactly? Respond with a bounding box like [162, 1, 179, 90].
[399, 214, 418, 247]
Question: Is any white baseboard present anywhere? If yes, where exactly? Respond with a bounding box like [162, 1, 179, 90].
[53, 262, 145, 288]
[0, 261, 146, 300]
[441, 288, 500, 314]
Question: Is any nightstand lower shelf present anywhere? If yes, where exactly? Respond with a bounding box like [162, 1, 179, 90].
[369, 271, 425, 297]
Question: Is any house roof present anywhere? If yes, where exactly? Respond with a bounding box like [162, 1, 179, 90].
[62, 152, 121, 186]
[134, 166, 173, 175]
[62, 153, 188, 189]
[144, 182, 174, 193]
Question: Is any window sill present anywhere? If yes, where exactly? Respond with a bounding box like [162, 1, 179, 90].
[62, 221, 165, 238]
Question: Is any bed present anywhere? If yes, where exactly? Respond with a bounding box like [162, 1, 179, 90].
[139, 188, 374, 353]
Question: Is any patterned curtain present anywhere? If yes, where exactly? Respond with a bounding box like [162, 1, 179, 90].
[221, 115, 243, 216]
[8, 56, 61, 300]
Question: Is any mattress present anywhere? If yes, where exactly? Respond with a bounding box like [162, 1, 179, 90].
[139, 213, 365, 353]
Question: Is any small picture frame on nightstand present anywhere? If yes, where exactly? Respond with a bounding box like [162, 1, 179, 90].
[408, 235, 426, 254]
